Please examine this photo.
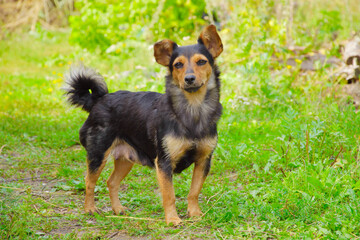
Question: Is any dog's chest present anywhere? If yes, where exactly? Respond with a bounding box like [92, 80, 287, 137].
[162, 135, 217, 172]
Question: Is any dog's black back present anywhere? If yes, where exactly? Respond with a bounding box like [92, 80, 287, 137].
[67, 66, 221, 174]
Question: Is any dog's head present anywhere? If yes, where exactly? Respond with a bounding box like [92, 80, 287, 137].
[154, 25, 223, 93]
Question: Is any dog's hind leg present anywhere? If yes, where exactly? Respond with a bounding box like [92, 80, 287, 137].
[107, 158, 133, 215]
[83, 131, 115, 215]
[84, 156, 108, 214]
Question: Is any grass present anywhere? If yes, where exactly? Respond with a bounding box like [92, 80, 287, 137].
[1, 2, 360, 239]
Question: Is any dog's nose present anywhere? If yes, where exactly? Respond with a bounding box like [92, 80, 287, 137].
[185, 75, 196, 85]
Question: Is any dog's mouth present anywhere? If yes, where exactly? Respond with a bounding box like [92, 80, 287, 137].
[184, 84, 204, 93]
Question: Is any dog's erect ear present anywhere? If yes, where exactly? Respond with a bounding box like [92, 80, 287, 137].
[198, 25, 223, 58]
[154, 40, 178, 66]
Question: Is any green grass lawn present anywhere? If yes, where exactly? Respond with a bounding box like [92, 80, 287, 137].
[2, 6, 360, 239]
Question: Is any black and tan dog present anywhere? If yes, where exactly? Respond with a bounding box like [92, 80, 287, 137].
[65, 25, 223, 225]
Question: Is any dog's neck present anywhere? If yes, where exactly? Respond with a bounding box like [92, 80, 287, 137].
[165, 69, 221, 136]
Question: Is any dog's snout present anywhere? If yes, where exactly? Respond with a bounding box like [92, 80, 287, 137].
[185, 75, 196, 85]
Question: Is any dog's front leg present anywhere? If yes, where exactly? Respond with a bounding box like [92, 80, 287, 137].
[187, 157, 211, 218]
[155, 159, 182, 226]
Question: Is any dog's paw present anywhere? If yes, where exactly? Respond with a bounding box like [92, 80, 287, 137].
[85, 207, 103, 215]
[166, 216, 183, 226]
[187, 206, 203, 218]
[112, 205, 129, 215]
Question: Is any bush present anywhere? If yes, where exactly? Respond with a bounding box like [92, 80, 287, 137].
[69, 0, 207, 53]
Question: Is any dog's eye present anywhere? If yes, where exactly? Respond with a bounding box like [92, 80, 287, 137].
[196, 59, 207, 66]
[174, 62, 183, 69]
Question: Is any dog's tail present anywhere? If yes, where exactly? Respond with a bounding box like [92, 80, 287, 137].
[64, 65, 108, 112]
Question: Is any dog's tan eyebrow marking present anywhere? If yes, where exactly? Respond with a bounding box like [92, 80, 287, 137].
[173, 56, 187, 64]
[190, 54, 208, 63]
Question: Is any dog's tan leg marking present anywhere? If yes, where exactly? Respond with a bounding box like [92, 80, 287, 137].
[187, 161, 207, 217]
[107, 158, 133, 215]
[156, 162, 182, 226]
[84, 158, 107, 214]
[187, 137, 217, 218]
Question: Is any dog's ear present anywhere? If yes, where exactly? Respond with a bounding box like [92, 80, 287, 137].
[198, 25, 223, 58]
[154, 40, 178, 66]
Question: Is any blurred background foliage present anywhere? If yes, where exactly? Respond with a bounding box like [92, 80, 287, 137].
[66, 0, 358, 53]
[68, 0, 207, 52]
[2, 0, 359, 56]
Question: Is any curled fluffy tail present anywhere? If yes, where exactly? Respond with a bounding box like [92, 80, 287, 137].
[64, 65, 108, 112]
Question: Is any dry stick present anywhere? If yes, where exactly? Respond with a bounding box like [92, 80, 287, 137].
[306, 130, 309, 163]
[330, 146, 344, 167]
[5, 176, 55, 182]
[34, 194, 69, 210]
[285, 143, 290, 166]
[0, 144, 7, 154]
[6, 177, 37, 183]
[262, 148, 278, 153]
[349, 232, 360, 240]
[0, 185, 25, 191]
[170, 190, 226, 240]
[106, 232, 119, 239]
[279, 167, 287, 178]
[0, 185, 74, 196]
[105, 191, 227, 225]
[106, 216, 163, 222]
[206, 190, 222, 204]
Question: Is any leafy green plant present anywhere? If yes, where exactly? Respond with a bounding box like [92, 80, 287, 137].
[69, 0, 207, 53]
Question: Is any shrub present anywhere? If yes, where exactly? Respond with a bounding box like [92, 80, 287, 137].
[69, 0, 207, 53]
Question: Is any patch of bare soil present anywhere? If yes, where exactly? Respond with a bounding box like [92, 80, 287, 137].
[104, 231, 151, 240]
[48, 220, 83, 235]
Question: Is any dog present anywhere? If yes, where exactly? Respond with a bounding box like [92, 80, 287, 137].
[64, 25, 223, 225]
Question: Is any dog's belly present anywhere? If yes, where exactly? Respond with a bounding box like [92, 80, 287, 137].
[111, 138, 156, 167]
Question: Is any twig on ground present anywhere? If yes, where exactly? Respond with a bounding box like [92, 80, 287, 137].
[0, 185, 25, 191]
[6, 177, 46, 183]
[0, 144, 7, 154]
[170, 190, 226, 239]
[306, 130, 309, 162]
[206, 190, 222, 204]
[261, 148, 278, 153]
[106, 216, 163, 222]
[279, 167, 287, 178]
[330, 146, 344, 167]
